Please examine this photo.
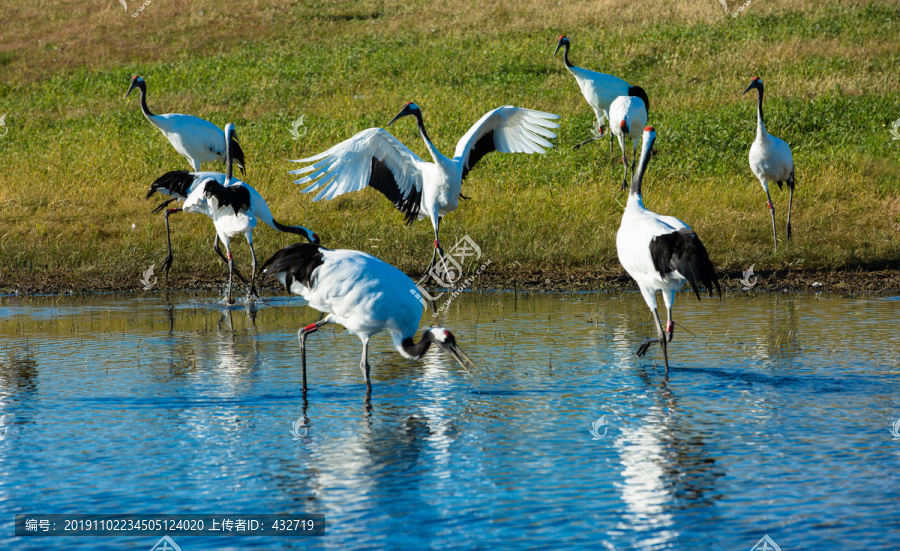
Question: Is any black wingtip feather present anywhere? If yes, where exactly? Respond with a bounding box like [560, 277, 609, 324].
[367, 157, 422, 224]
[260, 243, 327, 292]
[461, 129, 496, 181]
[146, 170, 195, 201]
[650, 229, 720, 301]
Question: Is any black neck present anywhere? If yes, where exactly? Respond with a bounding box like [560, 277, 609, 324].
[756, 86, 765, 128]
[400, 331, 434, 359]
[562, 43, 573, 68]
[137, 83, 154, 117]
[225, 128, 233, 182]
[412, 110, 432, 147]
[272, 220, 309, 237]
[630, 139, 653, 198]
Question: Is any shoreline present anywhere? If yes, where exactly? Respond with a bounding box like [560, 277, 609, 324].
[2, 267, 898, 297]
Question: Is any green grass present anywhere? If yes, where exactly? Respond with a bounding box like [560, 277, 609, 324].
[1, 0, 899, 291]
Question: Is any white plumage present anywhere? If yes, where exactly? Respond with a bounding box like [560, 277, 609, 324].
[743, 77, 796, 250]
[147, 123, 318, 300]
[289, 103, 559, 275]
[554, 36, 649, 151]
[126, 75, 245, 173]
[616, 126, 720, 373]
[609, 95, 649, 190]
[261, 243, 477, 392]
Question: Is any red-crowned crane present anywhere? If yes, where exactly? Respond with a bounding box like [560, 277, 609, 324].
[147, 123, 319, 300]
[553, 36, 649, 151]
[742, 77, 796, 251]
[289, 103, 559, 277]
[609, 95, 648, 190]
[260, 242, 477, 393]
[616, 126, 720, 373]
[126, 75, 245, 174]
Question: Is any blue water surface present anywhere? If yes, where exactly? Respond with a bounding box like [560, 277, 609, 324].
[0, 291, 899, 550]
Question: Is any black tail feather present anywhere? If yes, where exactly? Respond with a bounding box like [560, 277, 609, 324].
[628, 85, 650, 116]
[650, 228, 721, 301]
[260, 243, 327, 291]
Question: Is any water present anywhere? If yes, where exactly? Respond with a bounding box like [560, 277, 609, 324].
[1, 291, 899, 550]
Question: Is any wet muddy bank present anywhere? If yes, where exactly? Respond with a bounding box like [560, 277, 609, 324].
[2, 266, 899, 296]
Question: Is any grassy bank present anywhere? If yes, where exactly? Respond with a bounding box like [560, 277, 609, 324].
[1, 0, 899, 293]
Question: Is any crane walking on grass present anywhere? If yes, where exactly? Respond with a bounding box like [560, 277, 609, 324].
[553, 36, 649, 152]
[126, 75, 246, 175]
[616, 126, 720, 373]
[742, 76, 796, 251]
[261, 242, 478, 393]
[289, 102, 559, 279]
[147, 123, 319, 300]
[609, 95, 648, 190]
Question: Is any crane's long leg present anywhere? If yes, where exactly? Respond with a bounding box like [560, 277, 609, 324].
[214, 237, 249, 284]
[223, 239, 235, 305]
[246, 233, 259, 299]
[766, 187, 778, 251]
[360, 337, 372, 393]
[609, 125, 614, 155]
[786, 180, 795, 242]
[162, 208, 182, 278]
[574, 134, 602, 149]
[297, 318, 330, 392]
[636, 307, 669, 373]
[426, 217, 450, 286]
[573, 122, 604, 150]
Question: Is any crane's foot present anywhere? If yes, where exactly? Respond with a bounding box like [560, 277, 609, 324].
[162, 253, 174, 279]
[151, 198, 177, 214]
[247, 285, 260, 302]
[636, 337, 663, 358]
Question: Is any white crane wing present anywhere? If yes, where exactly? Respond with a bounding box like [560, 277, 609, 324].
[453, 106, 559, 180]
[289, 128, 426, 221]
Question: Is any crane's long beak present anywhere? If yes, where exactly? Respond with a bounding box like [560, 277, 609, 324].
[125, 81, 138, 99]
[741, 82, 756, 96]
[387, 108, 409, 127]
[441, 342, 476, 374]
[553, 41, 563, 58]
